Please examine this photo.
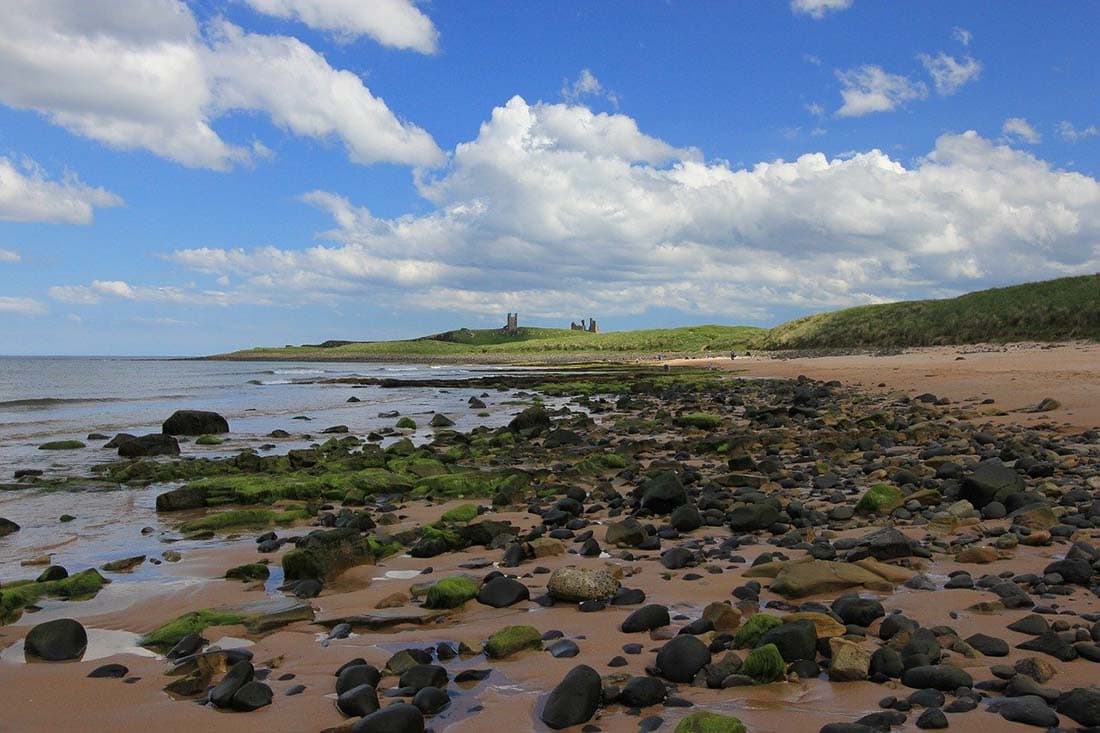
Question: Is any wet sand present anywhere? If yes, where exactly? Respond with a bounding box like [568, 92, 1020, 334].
[3, 353, 1100, 733]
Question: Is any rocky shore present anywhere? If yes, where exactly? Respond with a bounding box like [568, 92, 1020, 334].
[3, 366, 1100, 733]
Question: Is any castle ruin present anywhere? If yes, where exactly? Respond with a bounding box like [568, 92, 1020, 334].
[570, 318, 599, 334]
[501, 312, 519, 335]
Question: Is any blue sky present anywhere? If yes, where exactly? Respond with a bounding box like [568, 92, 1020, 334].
[1, 0, 1098, 356]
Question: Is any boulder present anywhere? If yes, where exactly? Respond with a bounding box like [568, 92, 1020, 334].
[547, 567, 620, 602]
[656, 635, 711, 683]
[0, 517, 19, 537]
[901, 664, 973, 691]
[960, 459, 1024, 508]
[508, 405, 551, 434]
[759, 619, 817, 662]
[605, 517, 647, 547]
[639, 471, 688, 513]
[727, 501, 780, 531]
[540, 665, 602, 730]
[155, 485, 207, 512]
[281, 528, 372, 582]
[230, 681, 273, 712]
[674, 712, 746, 733]
[1057, 688, 1100, 727]
[828, 637, 871, 681]
[162, 410, 229, 436]
[337, 684, 380, 717]
[352, 703, 425, 733]
[24, 618, 87, 661]
[476, 576, 530, 608]
[741, 643, 785, 683]
[484, 625, 542, 658]
[620, 676, 667, 707]
[209, 660, 254, 708]
[770, 560, 895, 598]
[621, 604, 671, 633]
[118, 433, 180, 458]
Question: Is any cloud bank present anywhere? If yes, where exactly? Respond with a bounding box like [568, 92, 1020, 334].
[51, 96, 1092, 323]
[0, 0, 442, 170]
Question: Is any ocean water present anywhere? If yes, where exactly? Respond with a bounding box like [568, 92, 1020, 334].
[0, 356, 553, 605]
[0, 356, 533, 476]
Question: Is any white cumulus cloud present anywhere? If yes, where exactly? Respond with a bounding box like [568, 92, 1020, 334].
[791, 0, 853, 19]
[0, 248, 21, 262]
[242, 0, 438, 52]
[126, 97, 1100, 323]
[0, 296, 47, 315]
[836, 65, 928, 117]
[1002, 117, 1042, 144]
[952, 27, 972, 46]
[919, 52, 982, 95]
[0, 0, 442, 170]
[0, 156, 122, 224]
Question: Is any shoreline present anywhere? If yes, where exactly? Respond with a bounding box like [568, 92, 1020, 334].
[1, 358, 1100, 732]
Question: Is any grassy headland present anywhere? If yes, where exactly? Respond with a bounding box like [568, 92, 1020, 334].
[213, 275, 1099, 361]
[761, 274, 1100, 350]
[214, 324, 766, 362]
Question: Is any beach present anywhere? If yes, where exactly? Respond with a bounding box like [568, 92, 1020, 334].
[1, 352, 1099, 733]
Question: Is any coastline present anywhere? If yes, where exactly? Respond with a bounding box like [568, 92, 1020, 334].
[1, 350, 1099, 732]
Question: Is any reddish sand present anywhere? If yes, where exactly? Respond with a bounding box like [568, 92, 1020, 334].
[2, 345, 1100, 732]
[669, 341, 1100, 431]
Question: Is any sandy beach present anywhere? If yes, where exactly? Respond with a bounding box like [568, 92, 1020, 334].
[2, 354, 1100, 733]
[670, 341, 1100, 432]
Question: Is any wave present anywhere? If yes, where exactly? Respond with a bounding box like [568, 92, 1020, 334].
[265, 368, 328, 375]
[0, 395, 185, 410]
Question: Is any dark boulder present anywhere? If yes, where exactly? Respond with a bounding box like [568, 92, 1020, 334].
[639, 472, 687, 513]
[231, 681, 273, 712]
[24, 618, 87, 661]
[901, 665, 972, 691]
[960, 459, 1024, 508]
[156, 485, 206, 512]
[352, 703, 426, 733]
[656, 634, 711, 683]
[476, 576, 530, 608]
[759, 620, 817, 662]
[620, 676, 667, 707]
[0, 517, 19, 537]
[1057, 687, 1100, 727]
[162, 409, 229, 436]
[209, 660, 254, 708]
[337, 684, 380, 717]
[540, 664, 602, 730]
[118, 433, 180, 458]
[621, 604, 671, 633]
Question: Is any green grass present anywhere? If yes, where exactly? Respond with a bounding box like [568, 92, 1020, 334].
[219, 324, 765, 359]
[762, 274, 1100, 349]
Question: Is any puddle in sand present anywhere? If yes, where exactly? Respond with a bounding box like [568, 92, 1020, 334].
[378, 569, 423, 580]
[0, 628, 160, 664]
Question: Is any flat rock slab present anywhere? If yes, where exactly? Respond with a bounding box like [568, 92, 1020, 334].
[227, 598, 315, 632]
[316, 608, 451, 630]
[769, 560, 896, 598]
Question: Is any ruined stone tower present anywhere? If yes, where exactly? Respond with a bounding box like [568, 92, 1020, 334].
[502, 312, 519, 335]
[570, 318, 599, 333]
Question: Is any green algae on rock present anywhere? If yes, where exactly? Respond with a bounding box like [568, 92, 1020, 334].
[741, 643, 786, 683]
[281, 527, 374, 582]
[484, 624, 542, 658]
[856, 483, 905, 514]
[38, 440, 86, 450]
[440, 503, 479, 523]
[732, 613, 783, 648]
[225, 563, 270, 581]
[141, 609, 247, 647]
[0, 569, 108, 624]
[423, 576, 479, 609]
[178, 507, 310, 534]
[674, 712, 747, 733]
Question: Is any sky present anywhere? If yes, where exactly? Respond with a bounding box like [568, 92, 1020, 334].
[1, 0, 1098, 356]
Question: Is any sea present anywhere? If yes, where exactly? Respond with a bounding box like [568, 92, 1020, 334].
[0, 356, 553, 600]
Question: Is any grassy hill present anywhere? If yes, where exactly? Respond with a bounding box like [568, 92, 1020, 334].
[216, 275, 1099, 361]
[223, 324, 766, 361]
[762, 274, 1100, 350]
